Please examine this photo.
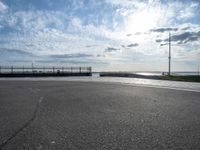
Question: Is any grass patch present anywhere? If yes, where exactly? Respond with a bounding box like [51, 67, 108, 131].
[161, 75, 200, 82]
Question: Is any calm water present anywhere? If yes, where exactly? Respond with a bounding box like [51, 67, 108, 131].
[172, 72, 200, 76]
[96, 72, 200, 76]
[135, 72, 199, 76]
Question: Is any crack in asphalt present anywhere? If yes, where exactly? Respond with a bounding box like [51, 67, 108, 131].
[0, 97, 43, 150]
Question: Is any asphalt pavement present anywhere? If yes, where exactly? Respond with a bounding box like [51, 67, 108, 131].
[0, 80, 200, 150]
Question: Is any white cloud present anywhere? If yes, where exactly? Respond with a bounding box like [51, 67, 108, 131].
[175, 1, 198, 20]
[0, 10, 67, 33]
[0, 0, 199, 71]
[106, 0, 199, 27]
[0, 1, 7, 12]
[105, 0, 144, 7]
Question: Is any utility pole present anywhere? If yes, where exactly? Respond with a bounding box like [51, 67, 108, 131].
[168, 32, 171, 76]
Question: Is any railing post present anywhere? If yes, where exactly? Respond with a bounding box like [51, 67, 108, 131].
[11, 66, 13, 74]
[71, 67, 73, 73]
[89, 67, 92, 73]
[23, 66, 24, 73]
[62, 67, 64, 73]
[79, 67, 81, 73]
[32, 65, 33, 73]
[53, 67, 55, 73]
[0, 66, 1, 74]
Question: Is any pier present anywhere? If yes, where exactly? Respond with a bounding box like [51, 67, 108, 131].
[0, 66, 92, 77]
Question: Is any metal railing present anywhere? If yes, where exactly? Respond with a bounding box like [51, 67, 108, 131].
[0, 66, 92, 74]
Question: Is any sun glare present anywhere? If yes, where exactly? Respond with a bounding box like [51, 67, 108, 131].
[126, 9, 161, 33]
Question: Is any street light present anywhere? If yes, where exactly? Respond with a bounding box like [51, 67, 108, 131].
[160, 32, 171, 76]
[168, 32, 171, 76]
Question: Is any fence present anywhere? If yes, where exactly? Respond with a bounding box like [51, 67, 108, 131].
[0, 66, 92, 77]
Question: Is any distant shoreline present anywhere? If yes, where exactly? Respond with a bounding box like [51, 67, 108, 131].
[100, 72, 200, 83]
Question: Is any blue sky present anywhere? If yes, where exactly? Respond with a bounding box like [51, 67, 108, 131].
[0, 0, 200, 71]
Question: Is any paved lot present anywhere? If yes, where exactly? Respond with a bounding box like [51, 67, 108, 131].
[0, 80, 200, 150]
[1, 76, 200, 92]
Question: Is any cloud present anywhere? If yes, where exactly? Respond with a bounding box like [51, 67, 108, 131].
[176, 2, 199, 20]
[127, 43, 139, 47]
[96, 54, 105, 57]
[0, 48, 99, 64]
[85, 45, 93, 48]
[0, 48, 33, 56]
[105, 47, 120, 52]
[121, 43, 139, 48]
[151, 28, 178, 33]
[167, 31, 200, 44]
[36, 60, 92, 64]
[155, 39, 162, 43]
[181, 27, 190, 31]
[0, 0, 200, 71]
[50, 53, 93, 58]
[0, 48, 35, 63]
[154, 25, 200, 45]
[0, 1, 7, 12]
[0, 10, 68, 35]
[44, 53, 99, 65]
[36, 53, 106, 65]
[107, 0, 199, 33]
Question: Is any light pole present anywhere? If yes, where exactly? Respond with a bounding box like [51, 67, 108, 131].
[168, 32, 171, 76]
[160, 32, 171, 76]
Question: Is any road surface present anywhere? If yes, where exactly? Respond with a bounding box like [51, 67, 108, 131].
[1, 76, 200, 92]
[0, 80, 200, 150]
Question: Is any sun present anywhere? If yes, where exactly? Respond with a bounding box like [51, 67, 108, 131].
[125, 9, 161, 33]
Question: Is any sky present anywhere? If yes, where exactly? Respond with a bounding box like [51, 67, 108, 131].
[0, 0, 200, 71]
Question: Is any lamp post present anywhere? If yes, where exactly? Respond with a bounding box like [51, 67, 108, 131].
[160, 32, 171, 76]
[168, 32, 171, 76]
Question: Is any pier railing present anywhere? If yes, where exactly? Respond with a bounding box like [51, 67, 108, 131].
[0, 66, 92, 77]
